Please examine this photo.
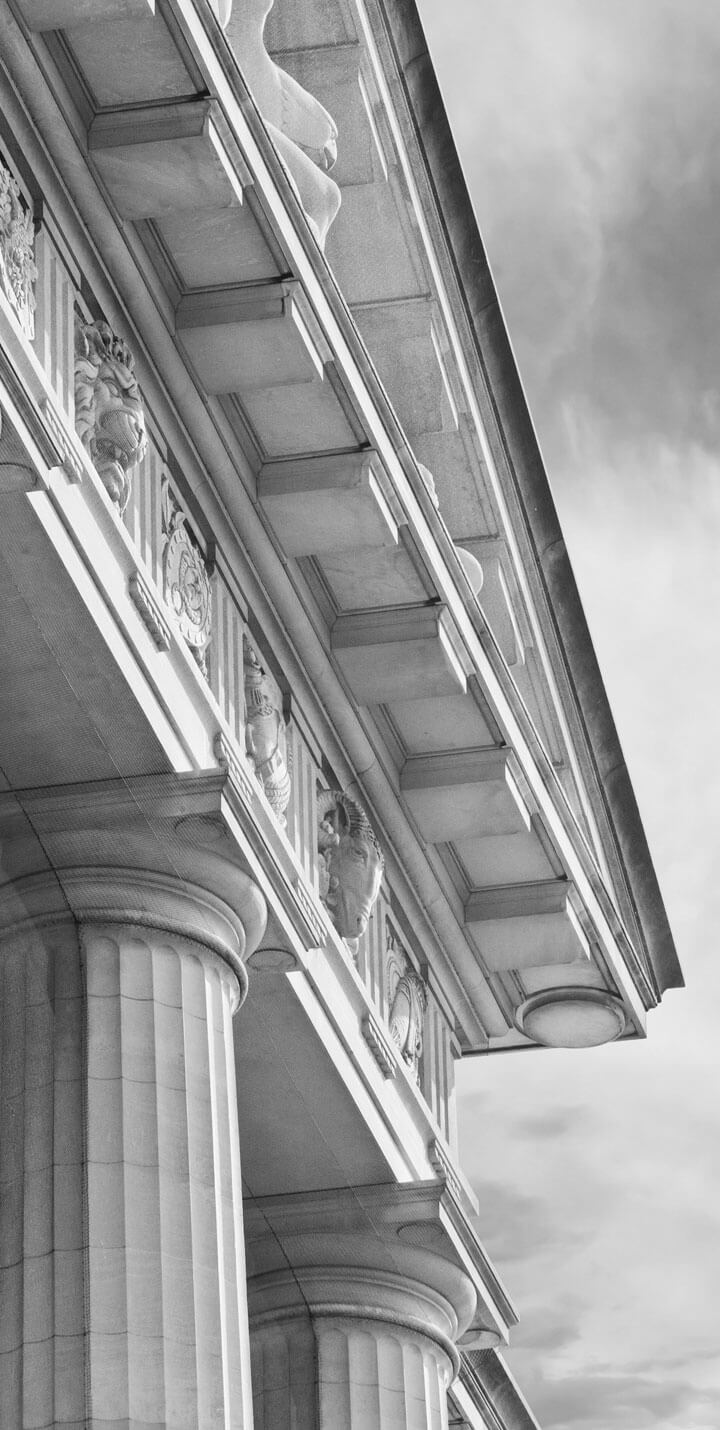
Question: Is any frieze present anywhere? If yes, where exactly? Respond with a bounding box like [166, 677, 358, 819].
[0, 157, 37, 339]
[74, 317, 146, 512]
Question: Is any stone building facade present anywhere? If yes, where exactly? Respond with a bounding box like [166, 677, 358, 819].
[0, 1, 681, 1427]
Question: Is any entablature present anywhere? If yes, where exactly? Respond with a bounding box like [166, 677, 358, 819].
[1, 0, 673, 1110]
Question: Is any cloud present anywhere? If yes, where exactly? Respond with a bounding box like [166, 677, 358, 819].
[471, 1179, 587, 1266]
[516, 1365, 720, 1430]
[422, 0, 720, 463]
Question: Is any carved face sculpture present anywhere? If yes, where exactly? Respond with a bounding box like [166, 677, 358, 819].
[318, 792, 384, 946]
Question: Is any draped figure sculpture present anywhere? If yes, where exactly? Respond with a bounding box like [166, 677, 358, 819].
[223, 0, 341, 247]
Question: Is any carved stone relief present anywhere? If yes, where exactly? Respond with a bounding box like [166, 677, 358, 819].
[225, 1, 341, 247]
[387, 933, 427, 1081]
[243, 634, 291, 824]
[0, 157, 37, 339]
[317, 790, 384, 954]
[162, 478, 212, 673]
[74, 317, 146, 513]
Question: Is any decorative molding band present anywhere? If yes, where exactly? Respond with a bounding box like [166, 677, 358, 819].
[294, 875, 329, 949]
[128, 570, 172, 651]
[213, 730, 255, 806]
[429, 1137, 464, 1208]
[38, 394, 83, 482]
[361, 1011, 398, 1078]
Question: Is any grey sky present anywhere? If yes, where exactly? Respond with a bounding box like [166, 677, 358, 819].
[416, 2, 720, 1425]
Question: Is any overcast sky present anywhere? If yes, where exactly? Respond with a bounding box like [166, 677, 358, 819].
[416, 3, 720, 1426]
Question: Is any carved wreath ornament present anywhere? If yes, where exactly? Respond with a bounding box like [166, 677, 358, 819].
[387, 934, 427, 1081]
[0, 157, 37, 339]
[243, 636, 291, 824]
[162, 480, 212, 672]
[74, 318, 146, 513]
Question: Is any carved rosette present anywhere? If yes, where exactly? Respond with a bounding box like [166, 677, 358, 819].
[317, 789, 384, 957]
[74, 317, 146, 512]
[243, 635, 291, 825]
[162, 479, 212, 674]
[387, 933, 428, 1081]
[0, 158, 37, 339]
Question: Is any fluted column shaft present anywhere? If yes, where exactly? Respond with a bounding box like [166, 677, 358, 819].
[0, 871, 262, 1430]
[251, 1311, 451, 1430]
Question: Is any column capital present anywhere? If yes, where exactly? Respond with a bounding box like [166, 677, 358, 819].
[0, 771, 267, 1003]
[245, 1181, 515, 1358]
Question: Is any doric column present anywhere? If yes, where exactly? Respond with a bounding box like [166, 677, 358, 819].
[0, 856, 266, 1430]
[251, 1295, 453, 1430]
[246, 1184, 507, 1430]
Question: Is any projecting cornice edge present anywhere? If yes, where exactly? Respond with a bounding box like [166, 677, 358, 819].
[374, 0, 682, 997]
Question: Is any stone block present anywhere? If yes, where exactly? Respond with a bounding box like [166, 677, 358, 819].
[259, 450, 402, 554]
[331, 604, 469, 704]
[89, 102, 244, 219]
[466, 880, 590, 973]
[401, 748, 531, 843]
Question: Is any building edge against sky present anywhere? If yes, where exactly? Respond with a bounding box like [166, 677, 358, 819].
[0, 1, 682, 1428]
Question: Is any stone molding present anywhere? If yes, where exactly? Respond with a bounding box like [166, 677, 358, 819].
[362, 1009, 399, 1078]
[128, 567, 173, 650]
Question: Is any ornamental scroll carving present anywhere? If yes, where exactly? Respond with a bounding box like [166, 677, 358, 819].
[162, 479, 213, 673]
[243, 635, 291, 824]
[74, 318, 146, 513]
[0, 157, 37, 338]
[318, 790, 384, 955]
[387, 934, 427, 1081]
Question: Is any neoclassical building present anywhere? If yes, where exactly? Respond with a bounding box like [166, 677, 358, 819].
[0, 2, 681, 1427]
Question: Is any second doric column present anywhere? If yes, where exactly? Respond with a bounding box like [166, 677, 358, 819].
[246, 1184, 494, 1430]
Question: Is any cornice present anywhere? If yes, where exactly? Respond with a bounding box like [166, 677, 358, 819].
[370, 0, 682, 997]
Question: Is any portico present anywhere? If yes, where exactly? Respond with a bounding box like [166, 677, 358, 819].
[0, 0, 681, 1426]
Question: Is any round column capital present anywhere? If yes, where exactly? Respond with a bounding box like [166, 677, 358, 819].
[0, 864, 266, 1010]
[249, 1262, 463, 1378]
